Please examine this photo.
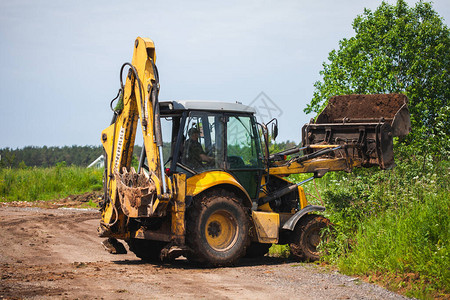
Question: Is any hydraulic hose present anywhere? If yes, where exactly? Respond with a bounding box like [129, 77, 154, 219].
[149, 61, 167, 194]
[109, 88, 122, 115]
[119, 62, 145, 125]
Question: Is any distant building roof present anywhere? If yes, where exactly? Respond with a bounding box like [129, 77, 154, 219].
[87, 155, 104, 168]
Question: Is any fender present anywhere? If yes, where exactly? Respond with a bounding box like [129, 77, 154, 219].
[186, 170, 252, 208]
[281, 205, 325, 231]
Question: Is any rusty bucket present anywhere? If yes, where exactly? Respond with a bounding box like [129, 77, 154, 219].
[302, 94, 411, 169]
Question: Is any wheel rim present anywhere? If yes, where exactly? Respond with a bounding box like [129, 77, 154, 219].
[205, 210, 238, 251]
[306, 228, 321, 254]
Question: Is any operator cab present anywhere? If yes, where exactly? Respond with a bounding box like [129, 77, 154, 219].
[157, 100, 264, 199]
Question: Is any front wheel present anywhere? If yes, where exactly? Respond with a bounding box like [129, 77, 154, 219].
[186, 190, 249, 266]
[289, 214, 331, 261]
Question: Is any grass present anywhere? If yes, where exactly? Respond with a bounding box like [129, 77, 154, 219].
[0, 164, 103, 202]
[336, 187, 449, 298]
[268, 244, 291, 258]
[291, 153, 450, 299]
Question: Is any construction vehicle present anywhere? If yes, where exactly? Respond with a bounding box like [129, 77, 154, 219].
[98, 37, 411, 265]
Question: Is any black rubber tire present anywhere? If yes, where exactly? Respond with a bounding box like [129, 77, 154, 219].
[127, 238, 167, 262]
[244, 243, 272, 258]
[186, 189, 249, 266]
[289, 214, 331, 261]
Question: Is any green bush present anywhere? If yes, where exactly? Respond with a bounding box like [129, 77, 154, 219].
[302, 150, 450, 298]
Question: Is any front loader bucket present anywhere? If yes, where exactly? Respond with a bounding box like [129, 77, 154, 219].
[315, 94, 411, 137]
[302, 94, 411, 170]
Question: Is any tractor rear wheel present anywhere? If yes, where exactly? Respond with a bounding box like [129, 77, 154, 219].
[186, 190, 249, 266]
[127, 238, 167, 262]
[290, 214, 330, 261]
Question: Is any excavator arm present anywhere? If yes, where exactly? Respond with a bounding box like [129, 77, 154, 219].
[99, 37, 172, 236]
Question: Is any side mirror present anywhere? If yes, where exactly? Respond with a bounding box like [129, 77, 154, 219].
[271, 122, 278, 140]
[264, 118, 278, 141]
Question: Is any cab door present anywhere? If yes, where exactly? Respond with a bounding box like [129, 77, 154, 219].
[225, 115, 264, 200]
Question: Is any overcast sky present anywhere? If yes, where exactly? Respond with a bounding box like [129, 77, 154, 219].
[1, 0, 449, 148]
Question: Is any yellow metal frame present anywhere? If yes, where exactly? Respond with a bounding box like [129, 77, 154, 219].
[252, 211, 280, 243]
[100, 37, 171, 228]
[298, 185, 308, 209]
[171, 173, 186, 244]
[269, 157, 362, 176]
[186, 171, 252, 203]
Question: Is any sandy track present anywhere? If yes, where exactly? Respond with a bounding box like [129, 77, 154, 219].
[0, 206, 408, 299]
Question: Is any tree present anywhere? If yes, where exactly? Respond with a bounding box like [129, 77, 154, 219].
[0, 148, 15, 168]
[305, 0, 449, 156]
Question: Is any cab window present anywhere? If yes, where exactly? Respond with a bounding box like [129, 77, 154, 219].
[181, 112, 224, 171]
[226, 116, 262, 169]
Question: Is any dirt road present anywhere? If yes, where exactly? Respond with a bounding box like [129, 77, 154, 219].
[0, 206, 408, 299]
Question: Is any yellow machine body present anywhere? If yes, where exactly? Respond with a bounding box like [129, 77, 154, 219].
[99, 37, 410, 265]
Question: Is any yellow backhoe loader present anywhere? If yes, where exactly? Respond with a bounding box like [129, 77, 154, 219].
[98, 37, 411, 266]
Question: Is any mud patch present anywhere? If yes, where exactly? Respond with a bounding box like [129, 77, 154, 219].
[0, 191, 102, 209]
[0, 206, 409, 299]
[61, 192, 101, 204]
[0, 263, 67, 298]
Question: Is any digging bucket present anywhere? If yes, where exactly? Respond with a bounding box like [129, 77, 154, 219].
[115, 167, 157, 217]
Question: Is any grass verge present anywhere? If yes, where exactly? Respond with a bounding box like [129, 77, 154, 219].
[0, 164, 103, 202]
[291, 154, 450, 299]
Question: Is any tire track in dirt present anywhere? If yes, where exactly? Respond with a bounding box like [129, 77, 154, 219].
[0, 206, 409, 299]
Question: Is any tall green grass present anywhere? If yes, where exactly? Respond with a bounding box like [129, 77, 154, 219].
[294, 151, 450, 298]
[0, 163, 103, 202]
[339, 189, 449, 294]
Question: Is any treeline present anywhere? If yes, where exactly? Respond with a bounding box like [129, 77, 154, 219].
[0, 146, 103, 168]
[0, 144, 164, 168]
[0, 140, 298, 169]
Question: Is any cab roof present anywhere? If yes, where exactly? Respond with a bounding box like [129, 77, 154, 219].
[160, 100, 256, 114]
